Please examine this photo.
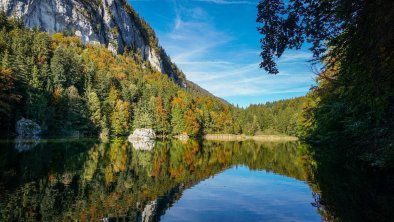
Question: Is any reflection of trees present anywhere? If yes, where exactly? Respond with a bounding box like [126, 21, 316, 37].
[299, 144, 394, 222]
[0, 139, 309, 221]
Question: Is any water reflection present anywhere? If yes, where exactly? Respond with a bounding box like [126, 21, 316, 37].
[299, 144, 394, 222]
[0, 139, 391, 221]
[130, 140, 155, 151]
[14, 137, 40, 152]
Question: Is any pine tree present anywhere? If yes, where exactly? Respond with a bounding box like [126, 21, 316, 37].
[110, 99, 130, 135]
[87, 91, 102, 126]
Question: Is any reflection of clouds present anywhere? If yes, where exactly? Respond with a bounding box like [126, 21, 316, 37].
[164, 166, 319, 222]
[14, 136, 40, 152]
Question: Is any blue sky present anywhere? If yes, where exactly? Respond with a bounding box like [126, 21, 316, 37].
[130, 0, 317, 107]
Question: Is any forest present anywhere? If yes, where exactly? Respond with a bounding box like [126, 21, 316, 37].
[0, 12, 231, 137]
[0, 12, 304, 139]
[242, 97, 305, 136]
[3, 0, 390, 171]
[0, 0, 392, 221]
[257, 0, 394, 168]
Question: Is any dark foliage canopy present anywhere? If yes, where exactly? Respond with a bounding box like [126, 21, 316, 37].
[257, 0, 364, 74]
[258, 0, 394, 167]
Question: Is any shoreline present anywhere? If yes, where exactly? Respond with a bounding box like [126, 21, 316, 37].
[204, 134, 298, 142]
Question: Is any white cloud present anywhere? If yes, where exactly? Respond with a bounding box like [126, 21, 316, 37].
[155, 1, 314, 105]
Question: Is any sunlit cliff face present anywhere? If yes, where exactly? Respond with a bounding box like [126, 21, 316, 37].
[0, 0, 186, 85]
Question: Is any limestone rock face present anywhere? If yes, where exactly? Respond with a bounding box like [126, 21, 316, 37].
[0, 0, 185, 86]
[16, 118, 41, 138]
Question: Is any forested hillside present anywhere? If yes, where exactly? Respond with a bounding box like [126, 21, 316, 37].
[0, 13, 240, 138]
[241, 97, 305, 136]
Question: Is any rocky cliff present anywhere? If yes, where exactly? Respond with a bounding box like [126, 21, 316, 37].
[0, 0, 186, 86]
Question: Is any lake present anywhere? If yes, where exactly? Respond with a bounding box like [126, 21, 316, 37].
[0, 139, 391, 221]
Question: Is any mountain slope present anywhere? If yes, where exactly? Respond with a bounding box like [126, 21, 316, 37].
[0, 11, 242, 137]
[0, 0, 186, 86]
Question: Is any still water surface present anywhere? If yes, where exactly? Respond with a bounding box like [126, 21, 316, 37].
[162, 166, 319, 222]
[1, 138, 383, 221]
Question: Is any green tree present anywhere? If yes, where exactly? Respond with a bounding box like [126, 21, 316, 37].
[258, 0, 394, 167]
[51, 47, 83, 89]
[133, 98, 154, 129]
[0, 67, 19, 124]
[86, 91, 102, 127]
[110, 99, 130, 136]
[153, 96, 171, 136]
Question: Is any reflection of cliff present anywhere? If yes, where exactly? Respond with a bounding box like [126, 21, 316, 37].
[0, 139, 306, 221]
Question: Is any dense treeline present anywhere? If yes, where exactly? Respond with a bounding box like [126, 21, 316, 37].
[0, 13, 240, 138]
[241, 97, 305, 136]
[257, 0, 394, 168]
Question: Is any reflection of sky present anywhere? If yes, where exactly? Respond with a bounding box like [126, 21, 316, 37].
[131, 0, 317, 107]
[161, 166, 320, 222]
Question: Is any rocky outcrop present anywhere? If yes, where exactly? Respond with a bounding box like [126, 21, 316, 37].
[128, 129, 156, 151]
[16, 118, 41, 138]
[0, 0, 185, 86]
[15, 118, 41, 152]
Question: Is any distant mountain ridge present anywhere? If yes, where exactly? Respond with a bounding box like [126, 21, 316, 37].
[0, 0, 189, 86]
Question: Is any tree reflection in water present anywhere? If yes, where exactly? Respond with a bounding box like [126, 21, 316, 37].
[299, 144, 394, 222]
[0, 139, 392, 221]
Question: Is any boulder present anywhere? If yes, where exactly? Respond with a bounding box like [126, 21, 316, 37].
[128, 128, 156, 142]
[16, 118, 41, 139]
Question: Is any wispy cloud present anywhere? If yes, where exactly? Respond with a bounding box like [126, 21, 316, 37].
[148, 0, 315, 106]
[277, 51, 312, 63]
[162, 4, 232, 68]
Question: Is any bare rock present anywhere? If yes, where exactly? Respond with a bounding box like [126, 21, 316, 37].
[0, 0, 186, 86]
[16, 118, 41, 138]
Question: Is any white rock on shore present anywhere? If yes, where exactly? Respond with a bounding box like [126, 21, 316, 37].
[16, 118, 41, 138]
[128, 129, 156, 151]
